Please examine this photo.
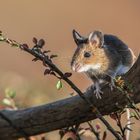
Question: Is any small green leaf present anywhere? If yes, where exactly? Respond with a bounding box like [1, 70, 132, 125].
[2, 98, 11, 106]
[130, 112, 140, 120]
[5, 88, 16, 99]
[11, 43, 20, 48]
[0, 36, 5, 41]
[56, 80, 63, 90]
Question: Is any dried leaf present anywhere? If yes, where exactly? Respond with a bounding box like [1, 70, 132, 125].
[44, 69, 51, 75]
[38, 39, 45, 48]
[102, 131, 107, 140]
[43, 50, 51, 54]
[32, 57, 39, 62]
[64, 72, 72, 78]
[50, 71, 56, 76]
[33, 37, 38, 44]
[22, 44, 29, 49]
[110, 113, 117, 121]
[70, 92, 75, 96]
[50, 54, 58, 59]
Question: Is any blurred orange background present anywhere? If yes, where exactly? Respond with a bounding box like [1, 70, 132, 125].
[0, 0, 140, 139]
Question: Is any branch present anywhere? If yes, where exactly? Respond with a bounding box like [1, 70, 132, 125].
[0, 54, 139, 139]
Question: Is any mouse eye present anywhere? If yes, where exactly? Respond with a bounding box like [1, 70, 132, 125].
[84, 52, 91, 58]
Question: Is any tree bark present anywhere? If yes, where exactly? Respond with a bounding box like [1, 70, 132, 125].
[0, 55, 140, 140]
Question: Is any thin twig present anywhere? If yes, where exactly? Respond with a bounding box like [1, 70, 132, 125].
[115, 113, 125, 138]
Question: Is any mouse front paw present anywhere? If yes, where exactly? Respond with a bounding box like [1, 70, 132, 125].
[94, 87, 103, 99]
[87, 83, 103, 99]
[109, 78, 116, 91]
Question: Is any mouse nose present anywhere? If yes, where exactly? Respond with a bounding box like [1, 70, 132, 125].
[71, 62, 76, 71]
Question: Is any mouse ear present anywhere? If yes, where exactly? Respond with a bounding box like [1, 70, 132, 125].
[72, 29, 87, 46]
[88, 31, 104, 47]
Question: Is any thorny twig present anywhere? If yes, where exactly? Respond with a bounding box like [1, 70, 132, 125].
[115, 76, 140, 119]
[114, 76, 140, 139]
[0, 31, 122, 139]
[110, 108, 138, 140]
[87, 122, 100, 140]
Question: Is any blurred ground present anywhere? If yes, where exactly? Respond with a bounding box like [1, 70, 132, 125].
[0, 0, 140, 139]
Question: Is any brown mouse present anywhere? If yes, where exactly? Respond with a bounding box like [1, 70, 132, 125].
[71, 30, 136, 98]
